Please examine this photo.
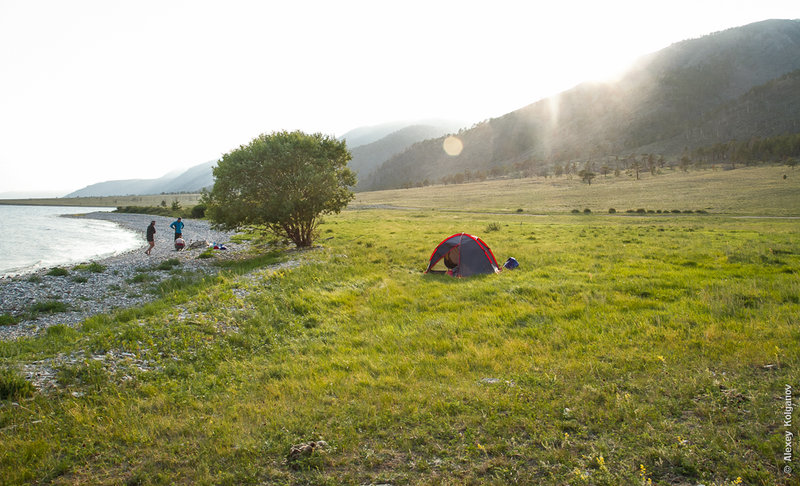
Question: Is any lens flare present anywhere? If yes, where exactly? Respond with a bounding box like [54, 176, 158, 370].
[443, 136, 463, 156]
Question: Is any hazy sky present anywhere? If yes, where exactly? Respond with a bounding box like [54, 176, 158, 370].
[1, 1, 798, 197]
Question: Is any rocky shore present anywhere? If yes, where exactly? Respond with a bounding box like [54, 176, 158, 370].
[0, 212, 245, 341]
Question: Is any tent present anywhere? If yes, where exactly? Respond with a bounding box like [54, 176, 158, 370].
[424, 233, 501, 277]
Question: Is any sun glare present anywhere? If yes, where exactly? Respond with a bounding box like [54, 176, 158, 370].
[442, 136, 464, 156]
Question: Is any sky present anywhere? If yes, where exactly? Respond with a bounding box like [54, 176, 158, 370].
[1, 1, 798, 197]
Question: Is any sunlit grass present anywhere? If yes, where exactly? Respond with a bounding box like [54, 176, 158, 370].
[0, 210, 797, 484]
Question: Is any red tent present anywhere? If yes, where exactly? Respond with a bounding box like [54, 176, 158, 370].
[424, 233, 500, 277]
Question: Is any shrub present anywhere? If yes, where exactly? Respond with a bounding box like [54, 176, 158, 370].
[127, 273, 154, 284]
[191, 204, 207, 218]
[29, 301, 68, 314]
[671, 209, 682, 214]
[157, 258, 181, 270]
[608, 208, 616, 214]
[87, 262, 106, 273]
[485, 222, 501, 232]
[0, 314, 19, 326]
[571, 209, 580, 214]
[583, 208, 592, 214]
[516, 208, 524, 213]
[46, 267, 69, 277]
[0, 368, 34, 400]
[636, 208, 646, 214]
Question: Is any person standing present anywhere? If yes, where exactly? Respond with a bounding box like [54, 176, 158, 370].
[145, 221, 156, 255]
[169, 217, 184, 240]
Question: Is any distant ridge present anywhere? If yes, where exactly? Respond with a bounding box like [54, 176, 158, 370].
[65, 160, 216, 197]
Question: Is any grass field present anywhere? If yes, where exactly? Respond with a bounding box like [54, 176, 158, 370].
[354, 166, 800, 216]
[1, 167, 799, 485]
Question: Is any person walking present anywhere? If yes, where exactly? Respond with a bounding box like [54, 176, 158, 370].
[145, 220, 156, 255]
[169, 217, 184, 240]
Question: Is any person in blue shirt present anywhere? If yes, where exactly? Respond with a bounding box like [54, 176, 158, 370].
[169, 217, 184, 241]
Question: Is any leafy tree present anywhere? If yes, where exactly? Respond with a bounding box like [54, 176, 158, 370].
[205, 131, 355, 247]
[579, 169, 596, 185]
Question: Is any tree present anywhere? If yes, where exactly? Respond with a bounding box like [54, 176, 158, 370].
[206, 130, 356, 247]
[578, 169, 596, 185]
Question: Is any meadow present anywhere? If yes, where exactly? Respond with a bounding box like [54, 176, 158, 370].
[0, 167, 799, 485]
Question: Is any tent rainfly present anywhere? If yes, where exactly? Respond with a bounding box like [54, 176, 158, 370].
[424, 233, 501, 277]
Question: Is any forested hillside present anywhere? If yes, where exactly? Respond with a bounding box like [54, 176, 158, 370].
[361, 19, 800, 191]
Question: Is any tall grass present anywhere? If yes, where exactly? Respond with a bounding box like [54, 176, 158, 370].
[0, 211, 797, 485]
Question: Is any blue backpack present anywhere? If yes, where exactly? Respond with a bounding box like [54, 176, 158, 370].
[503, 257, 519, 270]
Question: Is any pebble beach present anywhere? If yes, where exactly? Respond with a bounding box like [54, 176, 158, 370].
[0, 212, 245, 341]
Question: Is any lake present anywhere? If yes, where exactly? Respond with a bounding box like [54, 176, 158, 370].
[0, 205, 142, 277]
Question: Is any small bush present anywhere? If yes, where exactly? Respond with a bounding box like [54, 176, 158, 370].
[127, 273, 154, 284]
[191, 204, 207, 218]
[29, 301, 69, 314]
[583, 208, 591, 214]
[671, 209, 682, 214]
[73, 262, 105, 273]
[0, 368, 34, 400]
[636, 208, 646, 214]
[71, 276, 89, 283]
[571, 209, 580, 214]
[87, 262, 106, 273]
[46, 267, 69, 277]
[26, 275, 42, 283]
[157, 258, 181, 270]
[485, 222, 501, 232]
[198, 249, 215, 259]
[608, 208, 616, 214]
[516, 208, 524, 213]
[0, 314, 19, 326]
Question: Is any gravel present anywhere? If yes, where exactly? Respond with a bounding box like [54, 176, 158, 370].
[0, 212, 246, 341]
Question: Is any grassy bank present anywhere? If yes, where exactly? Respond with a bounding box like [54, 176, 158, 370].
[0, 194, 203, 209]
[1, 209, 797, 485]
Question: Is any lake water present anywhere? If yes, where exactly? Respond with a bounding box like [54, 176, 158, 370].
[0, 205, 142, 277]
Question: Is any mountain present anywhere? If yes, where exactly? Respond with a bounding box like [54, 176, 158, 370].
[349, 123, 465, 188]
[361, 19, 800, 191]
[65, 160, 216, 197]
[340, 119, 465, 149]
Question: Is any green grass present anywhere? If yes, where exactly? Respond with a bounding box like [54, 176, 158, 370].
[28, 300, 69, 314]
[73, 262, 106, 273]
[45, 267, 69, 277]
[156, 258, 181, 270]
[0, 210, 797, 485]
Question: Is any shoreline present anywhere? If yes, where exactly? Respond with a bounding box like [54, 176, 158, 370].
[0, 212, 245, 341]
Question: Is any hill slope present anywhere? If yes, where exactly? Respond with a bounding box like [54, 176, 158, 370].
[349, 124, 464, 188]
[362, 19, 800, 191]
[65, 161, 216, 197]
